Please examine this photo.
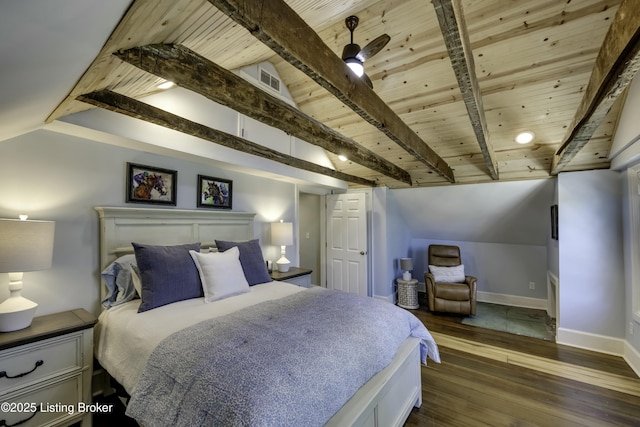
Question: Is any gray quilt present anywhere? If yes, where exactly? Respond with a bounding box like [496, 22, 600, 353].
[126, 287, 439, 427]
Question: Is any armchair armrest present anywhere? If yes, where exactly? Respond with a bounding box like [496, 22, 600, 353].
[465, 275, 477, 304]
[424, 272, 436, 309]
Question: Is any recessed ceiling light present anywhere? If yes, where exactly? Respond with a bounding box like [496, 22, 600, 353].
[157, 81, 175, 90]
[515, 131, 535, 144]
[338, 154, 348, 162]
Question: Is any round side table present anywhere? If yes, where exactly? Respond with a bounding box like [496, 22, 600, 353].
[396, 278, 419, 309]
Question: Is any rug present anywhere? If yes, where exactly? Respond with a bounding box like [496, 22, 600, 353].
[461, 302, 555, 341]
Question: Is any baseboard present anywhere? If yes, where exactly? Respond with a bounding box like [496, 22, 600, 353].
[375, 292, 396, 304]
[624, 340, 640, 377]
[556, 327, 625, 356]
[477, 291, 547, 310]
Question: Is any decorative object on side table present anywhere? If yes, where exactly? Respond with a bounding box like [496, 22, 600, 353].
[400, 257, 413, 281]
[197, 174, 232, 209]
[271, 220, 293, 272]
[126, 162, 177, 205]
[0, 216, 55, 332]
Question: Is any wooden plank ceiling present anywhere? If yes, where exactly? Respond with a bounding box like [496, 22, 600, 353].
[48, 0, 637, 188]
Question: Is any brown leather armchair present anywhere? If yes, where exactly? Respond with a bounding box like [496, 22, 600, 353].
[425, 245, 477, 315]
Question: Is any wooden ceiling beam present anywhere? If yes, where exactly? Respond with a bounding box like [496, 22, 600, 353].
[551, 0, 640, 174]
[432, 0, 499, 180]
[114, 44, 411, 185]
[207, 0, 455, 183]
[77, 90, 376, 187]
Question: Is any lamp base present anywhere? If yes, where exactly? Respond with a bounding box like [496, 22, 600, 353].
[402, 271, 412, 281]
[276, 255, 291, 273]
[0, 296, 38, 332]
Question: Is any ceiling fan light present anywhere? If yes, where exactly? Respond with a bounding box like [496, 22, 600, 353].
[345, 58, 364, 77]
[515, 131, 534, 144]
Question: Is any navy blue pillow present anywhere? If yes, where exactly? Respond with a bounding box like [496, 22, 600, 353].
[215, 239, 271, 286]
[133, 242, 203, 312]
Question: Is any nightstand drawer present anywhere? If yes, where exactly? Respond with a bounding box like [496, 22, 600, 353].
[1, 373, 82, 427]
[282, 274, 311, 287]
[0, 334, 83, 395]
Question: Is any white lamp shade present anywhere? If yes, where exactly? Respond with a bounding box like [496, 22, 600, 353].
[0, 219, 55, 273]
[0, 218, 55, 332]
[400, 258, 413, 272]
[271, 222, 293, 246]
[400, 258, 413, 281]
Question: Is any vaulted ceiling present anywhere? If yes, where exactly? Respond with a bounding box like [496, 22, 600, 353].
[44, 0, 640, 188]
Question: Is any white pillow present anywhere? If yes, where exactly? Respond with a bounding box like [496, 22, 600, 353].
[429, 264, 466, 283]
[131, 265, 142, 296]
[189, 247, 250, 302]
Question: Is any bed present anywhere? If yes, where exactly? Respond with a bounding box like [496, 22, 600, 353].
[94, 206, 440, 427]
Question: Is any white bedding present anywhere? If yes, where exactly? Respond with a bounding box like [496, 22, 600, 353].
[95, 280, 304, 394]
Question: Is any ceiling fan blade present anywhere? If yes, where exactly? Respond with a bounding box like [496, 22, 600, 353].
[357, 34, 390, 62]
[362, 73, 373, 89]
[342, 43, 361, 61]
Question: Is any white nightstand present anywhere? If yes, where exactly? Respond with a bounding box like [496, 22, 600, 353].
[270, 267, 313, 287]
[0, 309, 96, 427]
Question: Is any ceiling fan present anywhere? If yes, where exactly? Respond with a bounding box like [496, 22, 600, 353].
[341, 15, 390, 88]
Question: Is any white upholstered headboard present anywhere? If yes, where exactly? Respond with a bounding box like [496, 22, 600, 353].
[95, 206, 256, 299]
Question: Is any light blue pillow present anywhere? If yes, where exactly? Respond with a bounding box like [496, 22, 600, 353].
[133, 242, 203, 312]
[215, 239, 271, 286]
[100, 254, 139, 308]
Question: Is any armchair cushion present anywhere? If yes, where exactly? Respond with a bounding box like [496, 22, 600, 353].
[428, 264, 465, 283]
[434, 282, 471, 301]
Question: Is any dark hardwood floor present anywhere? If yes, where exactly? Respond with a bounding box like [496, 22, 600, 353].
[405, 294, 640, 426]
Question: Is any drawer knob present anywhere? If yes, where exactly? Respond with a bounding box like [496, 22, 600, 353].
[0, 360, 44, 379]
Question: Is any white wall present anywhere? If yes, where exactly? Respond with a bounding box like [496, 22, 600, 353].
[0, 130, 302, 317]
[59, 86, 346, 193]
[390, 179, 555, 245]
[556, 170, 625, 341]
[298, 192, 321, 286]
[610, 73, 640, 360]
[407, 239, 547, 304]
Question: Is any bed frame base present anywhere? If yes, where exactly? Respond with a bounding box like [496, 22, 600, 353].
[326, 337, 422, 427]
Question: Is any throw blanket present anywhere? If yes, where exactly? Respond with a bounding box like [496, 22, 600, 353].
[126, 287, 440, 427]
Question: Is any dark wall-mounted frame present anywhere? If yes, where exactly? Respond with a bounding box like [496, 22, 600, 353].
[126, 162, 177, 205]
[197, 174, 232, 209]
[550, 204, 559, 240]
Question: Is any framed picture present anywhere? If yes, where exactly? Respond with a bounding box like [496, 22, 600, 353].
[126, 162, 177, 205]
[197, 175, 232, 209]
[550, 204, 558, 240]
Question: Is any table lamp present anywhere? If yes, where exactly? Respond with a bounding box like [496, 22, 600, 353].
[400, 258, 413, 281]
[0, 217, 55, 332]
[271, 221, 293, 273]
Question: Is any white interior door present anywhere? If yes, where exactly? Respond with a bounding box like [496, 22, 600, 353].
[326, 193, 368, 296]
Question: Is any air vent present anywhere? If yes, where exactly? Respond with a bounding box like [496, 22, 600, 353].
[260, 68, 280, 92]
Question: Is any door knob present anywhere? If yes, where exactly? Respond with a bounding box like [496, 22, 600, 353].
[360, 250, 367, 255]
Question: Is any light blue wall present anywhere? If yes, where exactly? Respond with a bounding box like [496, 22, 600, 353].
[382, 179, 554, 302]
[0, 130, 299, 317]
[557, 170, 624, 337]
